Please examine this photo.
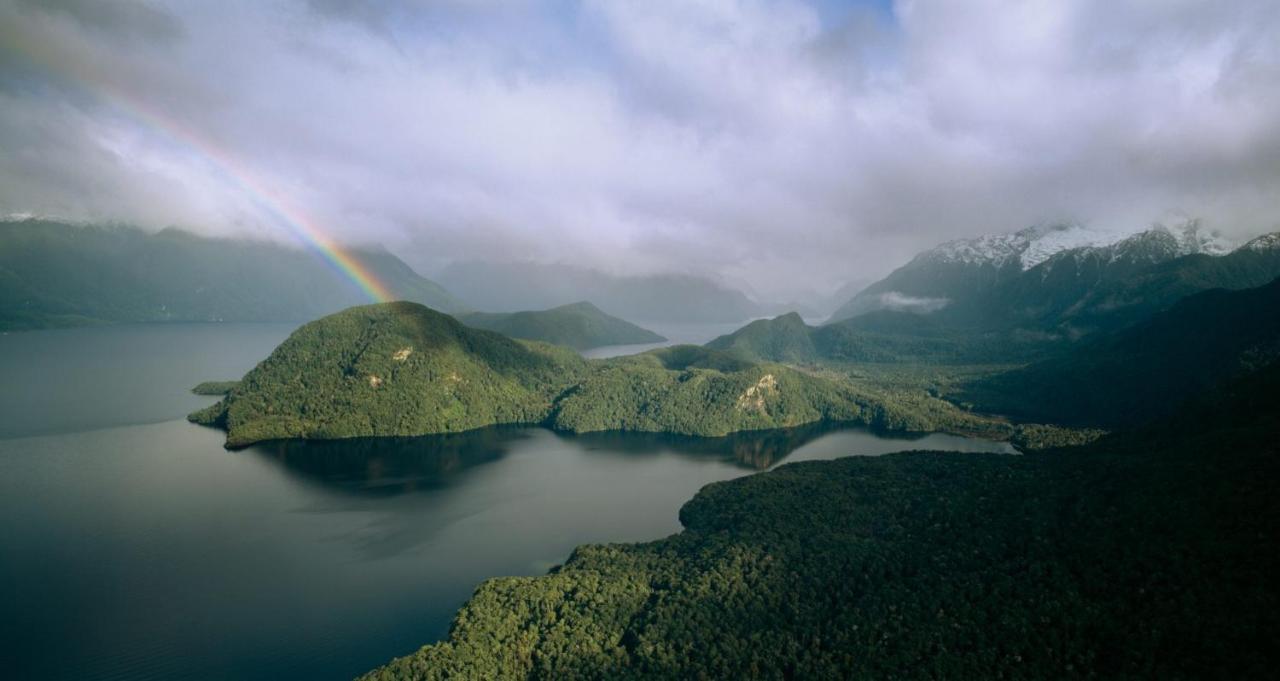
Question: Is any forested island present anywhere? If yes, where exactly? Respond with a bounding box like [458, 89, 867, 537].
[190, 302, 885, 447]
[189, 302, 1084, 449]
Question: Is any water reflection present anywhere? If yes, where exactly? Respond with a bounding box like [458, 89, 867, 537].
[251, 421, 861, 501]
[249, 426, 530, 496]
[240, 424, 869, 561]
[560, 421, 850, 470]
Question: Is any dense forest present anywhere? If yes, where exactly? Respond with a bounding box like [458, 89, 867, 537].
[361, 361, 1280, 680]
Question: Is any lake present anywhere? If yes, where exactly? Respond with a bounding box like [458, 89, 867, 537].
[0, 324, 1015, 680]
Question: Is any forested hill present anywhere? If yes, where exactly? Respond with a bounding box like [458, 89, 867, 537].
[359, 360, 1280, 681]
[457, 301, 665, 351]
[0, 219, 464, 329]
[189, 302, 586, 447]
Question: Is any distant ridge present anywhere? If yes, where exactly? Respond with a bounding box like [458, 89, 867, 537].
[437, 260, 764, 323]
[458, 301, 665, 351]
[0, 219, 465, 330]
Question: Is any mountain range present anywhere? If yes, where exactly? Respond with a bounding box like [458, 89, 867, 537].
[827, 221, 1280, 339]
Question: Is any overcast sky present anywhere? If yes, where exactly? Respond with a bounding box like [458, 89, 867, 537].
[2, 0, 1278, 300]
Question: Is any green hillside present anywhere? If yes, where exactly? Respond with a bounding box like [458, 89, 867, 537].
[962, 276, 1280, 427]
[190, 302, 586, 447]
[359, 361, 1280, 681]
[458, 301, 665, 351]
[0, 219, 465, 329]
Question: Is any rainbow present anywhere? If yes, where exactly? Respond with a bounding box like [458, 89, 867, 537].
[0, 22, 394, 303]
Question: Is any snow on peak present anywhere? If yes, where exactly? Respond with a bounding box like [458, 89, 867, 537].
[1241, 232, 1280, 252]
[923, 220, 1234, 271]
[1017, 224, 1142, 269]
[924, 223, 1138, 270]
[1165, 219, 1233, 256]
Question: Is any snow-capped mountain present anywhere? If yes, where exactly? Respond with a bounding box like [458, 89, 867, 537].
[1034, 221, 1234, 275]
[1170, 220, 1234, 256]
[1242, 233, 1280, 252]
[922, 221, 1231, 272]
[923, 223, 1132, 270]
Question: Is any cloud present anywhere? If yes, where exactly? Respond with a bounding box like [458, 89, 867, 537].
[876, 291, 949, 314]
[0, 0, 1278, 302]
[14, 0, 182, 43]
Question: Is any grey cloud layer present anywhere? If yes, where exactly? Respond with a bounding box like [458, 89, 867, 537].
[1, 0, 1278, 300]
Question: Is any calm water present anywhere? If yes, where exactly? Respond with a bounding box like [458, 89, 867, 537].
[0, 324, 1014, 681]
[579, 318, 755, 359]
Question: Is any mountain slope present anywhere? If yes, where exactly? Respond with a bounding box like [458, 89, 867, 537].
[961, 275, 1280, 427]
[359, 361, 1280, 681]
[0, 219, 465, 329]
[458, 302, 665, 351]
[436, 260, 763, 323]
[1033, 233, 1280, 335]
[827, 223, 1148, 322]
